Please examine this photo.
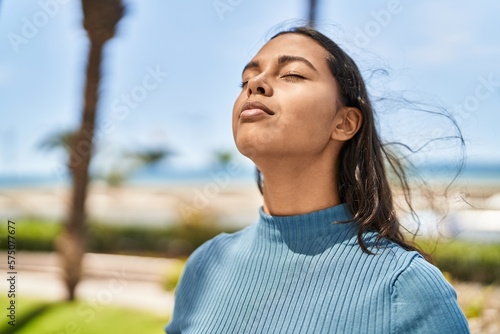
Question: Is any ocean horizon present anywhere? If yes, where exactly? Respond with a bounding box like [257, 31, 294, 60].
[0, 162, 499, 188]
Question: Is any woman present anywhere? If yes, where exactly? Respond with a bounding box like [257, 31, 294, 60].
[166, 26, 469, 333]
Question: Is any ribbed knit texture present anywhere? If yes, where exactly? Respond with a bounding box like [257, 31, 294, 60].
[165, 204, 469, 333]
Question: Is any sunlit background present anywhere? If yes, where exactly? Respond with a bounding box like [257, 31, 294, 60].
[1, 0, 500, 177]
[0, 0, 499, 333]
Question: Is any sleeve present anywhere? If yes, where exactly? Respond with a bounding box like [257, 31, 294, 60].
[390, 255, 470, 334]
[164, 238, 215, 334]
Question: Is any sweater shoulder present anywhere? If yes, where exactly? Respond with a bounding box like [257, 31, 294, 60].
[182, 225, 254, 272]
[390, 253, 456, 300]
[390, 254, 469, 333]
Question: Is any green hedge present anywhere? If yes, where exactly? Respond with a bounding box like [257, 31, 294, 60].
[0, 218, 61, 252]
[0, 218, 236, 257]
[418, 239, 500, 285]
[87, 222, 234, 257]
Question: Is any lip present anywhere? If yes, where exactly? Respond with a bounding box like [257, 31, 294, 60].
[240, 101, 275, 119]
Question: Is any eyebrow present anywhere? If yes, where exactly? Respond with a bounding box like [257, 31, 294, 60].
[242, 60, 259, 75]
[277, 55, 317, 72]
[241, 54, 317, 75]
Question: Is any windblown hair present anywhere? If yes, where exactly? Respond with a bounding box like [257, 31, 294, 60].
[256, 26, 428, 258]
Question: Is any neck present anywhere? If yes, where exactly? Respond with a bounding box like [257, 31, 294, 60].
[259, 156, 340, 216]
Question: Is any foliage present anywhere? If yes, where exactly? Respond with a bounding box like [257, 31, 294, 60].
[418, 239, 500, 285]
[38, 129, 76, 154]
[98, 148, 172, 187]
[213, 150, 233, 167]
[2, 218, 62, 252]
[2, 216, 236, 258]
[87, 217, 232, 257]
[162, 259, 186, 292]
[0, 296, 167, 334]
[103, 169, 128, 187]
[463, 295, 485, 319]
[125, 148, 172, 167]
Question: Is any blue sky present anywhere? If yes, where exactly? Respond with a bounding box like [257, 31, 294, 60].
[0, 0, 499, 177]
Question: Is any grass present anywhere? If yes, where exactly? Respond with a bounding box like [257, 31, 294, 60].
[0, 295, 168, 334]
[0, 296, 51, 333]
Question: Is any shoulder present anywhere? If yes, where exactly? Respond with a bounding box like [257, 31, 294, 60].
[389, 253, 453, 301]
[390, 254, 469, 333]
[172, 226, 253, 300]
[181, 225, 254, 275]
[166, 228, 253, 333]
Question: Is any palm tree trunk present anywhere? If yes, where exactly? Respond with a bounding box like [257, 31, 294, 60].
[57, 40, 104, 301]
[56, 0, 123, 302]
[308, 0, 318, 27]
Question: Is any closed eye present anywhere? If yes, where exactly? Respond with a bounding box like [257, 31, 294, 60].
[281, 72, 305, 82]
[239, 72, 305, 88]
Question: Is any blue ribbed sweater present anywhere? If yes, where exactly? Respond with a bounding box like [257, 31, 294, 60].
[166, 204, 469, 333]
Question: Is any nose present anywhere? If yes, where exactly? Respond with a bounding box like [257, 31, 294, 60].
[246, 76, 272, 97]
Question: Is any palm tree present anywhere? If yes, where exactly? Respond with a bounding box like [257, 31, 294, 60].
[307, 0, 319, 27]
[126, 148, 172, 168]
[56, 0, 124, 301]
[104, 148, 172, 186]
[39, 130, 77, 153]
[213, 150, 233, 169]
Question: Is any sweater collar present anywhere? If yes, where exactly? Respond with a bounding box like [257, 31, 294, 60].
[256, 204, 357, 247]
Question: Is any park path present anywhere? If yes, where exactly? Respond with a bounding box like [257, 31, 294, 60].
[0, 251, 177, 316]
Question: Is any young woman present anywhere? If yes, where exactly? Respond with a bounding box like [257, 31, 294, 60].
[166, 26, 469, 333]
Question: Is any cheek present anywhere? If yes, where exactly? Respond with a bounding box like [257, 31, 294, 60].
[285, 89, 336, 139]
[279, 118, 331, 155]
[232, 94, 244, 138]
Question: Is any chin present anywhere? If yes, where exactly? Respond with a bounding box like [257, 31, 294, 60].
[236, 138, 272, 162]
[235, 138, 258, 161]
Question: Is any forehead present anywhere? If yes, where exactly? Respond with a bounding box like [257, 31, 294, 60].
[252, 33, 328, 65]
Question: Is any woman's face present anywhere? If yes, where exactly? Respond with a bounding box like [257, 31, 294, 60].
[232, 33, 343, 163]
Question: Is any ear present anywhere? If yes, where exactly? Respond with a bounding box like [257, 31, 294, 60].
[331, 107, 362, 141]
